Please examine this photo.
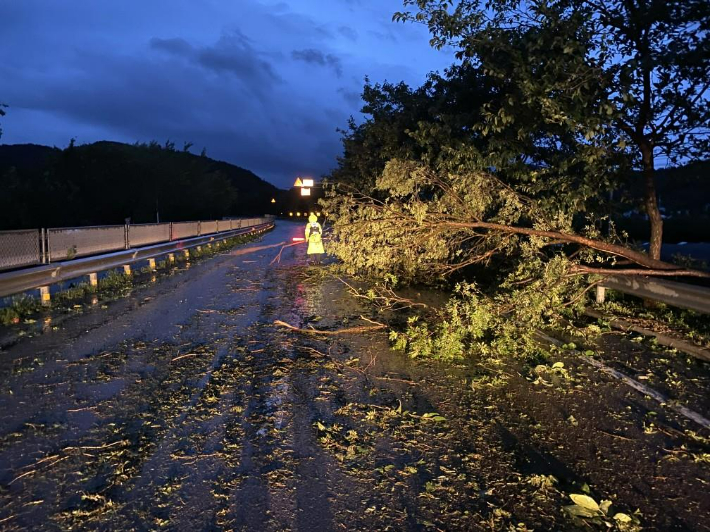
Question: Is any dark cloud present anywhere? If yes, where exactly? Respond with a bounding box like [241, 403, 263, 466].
[292, 49, 343, 77]
[338, 25, 358, 41]
[0, 0, 452, 188]
[338, 87, 362, 106]
[2, 48, 331, 184]
[149, 37, 192, 55]
[368, 29, 398, 43]
[150, 32, 281, 91]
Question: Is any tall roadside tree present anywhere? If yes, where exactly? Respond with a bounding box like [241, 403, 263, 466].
[0, 103, 7, 139]
[395, 0, 710, 260]
[320, 4, 708, 360]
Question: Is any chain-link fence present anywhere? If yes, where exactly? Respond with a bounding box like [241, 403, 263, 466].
[171, 222, 200, 240]
[128, 223, 171, 248]
[1, 218, 272, 268]
[48, 225, 126, 262]
[200, 220, 219, 235]
[0, 229, 41, 271]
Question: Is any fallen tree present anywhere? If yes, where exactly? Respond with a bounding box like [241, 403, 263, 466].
[321, 159, 708, 360]
[324, 160, 708, 280]
[319, 0, 708, 360]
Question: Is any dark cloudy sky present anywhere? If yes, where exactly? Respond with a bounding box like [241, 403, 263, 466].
[0, 0, 453, 188]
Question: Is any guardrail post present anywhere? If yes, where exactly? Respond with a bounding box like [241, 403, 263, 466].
[183, 249, 190, 260]
[46, 229, 52, 264]
[167, 253, 175, 265]
[39, 286, 51, 306]
[88, 273, 98, 287]
[123, 264, 132, 276]
[125, 224, 130, 250]
[596, 286, 606, 304]
[147, 258, 156, 271]
[41, 228, 47, 264]
[169, 222, 174, 242]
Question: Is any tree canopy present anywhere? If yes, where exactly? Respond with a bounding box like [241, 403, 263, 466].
[395, 0, 710, 259]
[320, 0, 709, 360]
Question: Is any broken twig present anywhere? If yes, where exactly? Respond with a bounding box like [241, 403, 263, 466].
[270, 241, 306, 265]
[171, 353, 209, 363]
[274, 317, 386, 335]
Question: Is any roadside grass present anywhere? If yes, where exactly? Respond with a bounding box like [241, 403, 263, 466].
[593, 291, 710, 346]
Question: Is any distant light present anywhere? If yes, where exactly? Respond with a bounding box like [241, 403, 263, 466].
[316, 212, 321, 217]
[302, 178, 314, 187]
[294, 177, 303, 187]
[292, 237, 305, 242]
[296, 211, 301, 216]
[271, 198, 276, 203]
[289, 212, 293, 217]
[301, 187, 311, 196]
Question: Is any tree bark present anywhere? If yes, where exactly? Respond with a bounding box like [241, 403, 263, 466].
[441, 220, 678, 271]
[641, 142, 663, 260]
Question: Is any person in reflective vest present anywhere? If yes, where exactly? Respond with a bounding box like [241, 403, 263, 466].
[305, 214, 325, 263]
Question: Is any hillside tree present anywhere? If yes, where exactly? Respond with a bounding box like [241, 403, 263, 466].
[0, 103, 7, 139]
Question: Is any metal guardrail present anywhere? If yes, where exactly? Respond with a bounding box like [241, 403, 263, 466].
[0, 217, 272, 271]
[600, 276, 710, 314]
[0, 222, 274, 299]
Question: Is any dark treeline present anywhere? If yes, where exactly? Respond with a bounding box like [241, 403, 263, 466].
[0, 140, 280, 230]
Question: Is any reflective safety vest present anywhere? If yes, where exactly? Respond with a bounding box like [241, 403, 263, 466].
[305, 222, 325, 254]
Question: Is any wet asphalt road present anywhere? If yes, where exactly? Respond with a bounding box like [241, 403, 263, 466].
[1, 221, 710, 531]
[0, 221, 353, 530]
